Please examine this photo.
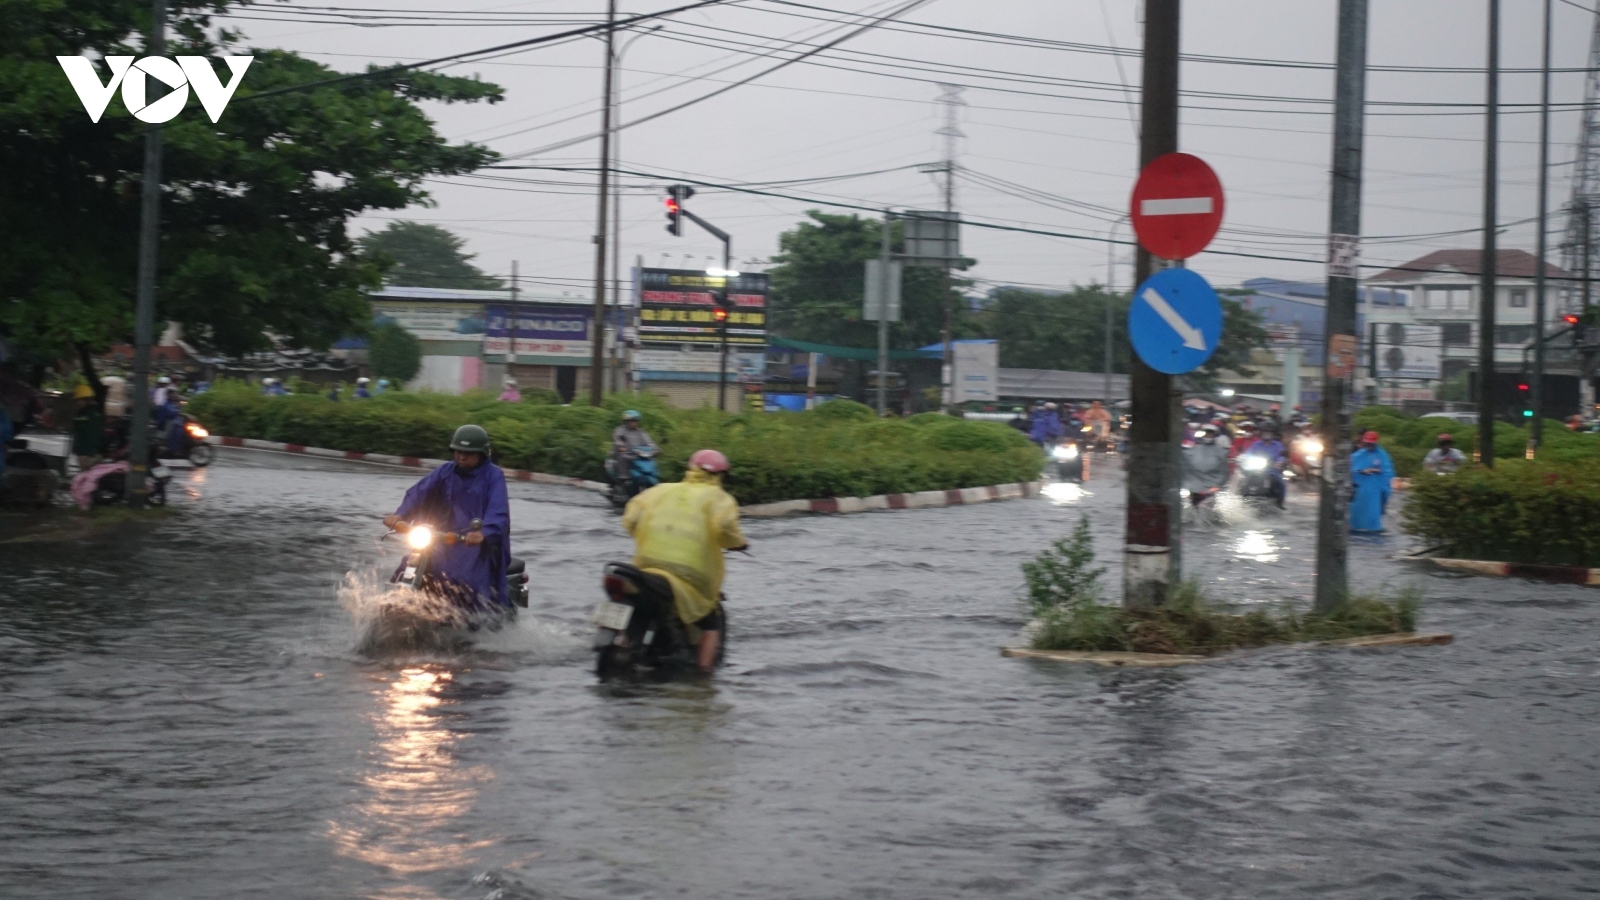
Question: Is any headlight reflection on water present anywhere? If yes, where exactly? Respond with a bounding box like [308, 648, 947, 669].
[327, 666, 495, 877]
[1233, 530, 1281, 563]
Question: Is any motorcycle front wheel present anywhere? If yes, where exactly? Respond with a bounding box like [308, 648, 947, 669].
[189, 443, 215, 467]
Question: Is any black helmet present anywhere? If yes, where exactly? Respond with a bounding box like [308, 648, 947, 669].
[450, 424, 491, 453]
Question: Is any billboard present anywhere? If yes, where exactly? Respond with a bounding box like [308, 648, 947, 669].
[1371, 322, 1441, 381]
[638, 268, 768, 347]
[482, 304, 595, 358]
[372, 301, 485, 341]
[952, 341, 999, 403]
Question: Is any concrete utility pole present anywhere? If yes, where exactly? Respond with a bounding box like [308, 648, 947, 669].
[1479, 0, 1500, 466]
[936, 84, 964, 412]
[878, 210, 892, 416]
[1123, 0, 1182, 607]
[1531, 0, 1552, 455]
[587, 0, 617, 407]
[125, 0, 167, 505]
[508, 259, 520, 365]
[1313, 0, 1369, 614]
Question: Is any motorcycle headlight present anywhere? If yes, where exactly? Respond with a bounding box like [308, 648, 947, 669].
[1241, 455, 1268, 472]
[1300, 439, 1323, 456]
[186, 423, 209, 439]
[407, 525, 434, 550]
[1052, 444, 1079, 461]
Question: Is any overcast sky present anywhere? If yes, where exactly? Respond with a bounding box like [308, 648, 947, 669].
[223, 0, 1595, 299]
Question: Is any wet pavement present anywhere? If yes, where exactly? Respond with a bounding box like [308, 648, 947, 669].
[2, 451, 1598, 899]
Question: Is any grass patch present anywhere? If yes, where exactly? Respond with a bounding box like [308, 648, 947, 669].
[1025, 517, 1420, 654]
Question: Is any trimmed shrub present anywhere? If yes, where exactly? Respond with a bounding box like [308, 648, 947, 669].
[1402, 460, 1600, 566]
[189, 382, 1044, 505]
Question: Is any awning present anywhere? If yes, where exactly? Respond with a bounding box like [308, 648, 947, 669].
[768, 335, 939, 362]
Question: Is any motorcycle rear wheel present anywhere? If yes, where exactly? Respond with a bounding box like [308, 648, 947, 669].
[189, 444, 215, 467]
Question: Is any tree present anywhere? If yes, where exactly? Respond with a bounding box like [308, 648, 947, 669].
[357, 221, 504, 290]
[980, 284, 1269, 387]
[766, 211, 980, 351]
[0, 2, 502, 375]
[369, 320, 421, 383]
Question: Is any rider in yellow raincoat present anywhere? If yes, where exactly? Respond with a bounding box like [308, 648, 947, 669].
[621, 449, 746, 669]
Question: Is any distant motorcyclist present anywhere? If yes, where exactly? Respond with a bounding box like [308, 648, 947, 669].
[1422, 433, 1466, 475]
[382, 425, 512, 611]
[1242, 423, 1288, 508]
[262, 378, 288, 396]
[1028, 402, 1063, 449]
[611, 409, 655, 463]
[621, 449, 747, 672]
[355, 377, 373, 399]
[498, 378, 521, 402]
[1083, 399, 1112, 444]
[1006, 407, 1030, 434]
[1182, 424, 1230, 507]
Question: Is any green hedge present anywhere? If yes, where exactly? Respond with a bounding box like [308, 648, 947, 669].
[188, 382, 1044, 505]
[1402, 460, 1600, 566]
[1349, 407, 1597, 477]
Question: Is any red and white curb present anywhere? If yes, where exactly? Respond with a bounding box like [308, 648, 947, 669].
[1428, 556, 1600, 587]
[740, 482, 1042, 517]
[209, 436, 1041, 517]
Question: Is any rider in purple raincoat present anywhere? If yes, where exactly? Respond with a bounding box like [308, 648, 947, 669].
[384, 424, 511, 610]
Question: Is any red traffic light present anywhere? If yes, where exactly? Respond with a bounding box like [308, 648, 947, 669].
[1518, 383, 1530, 392]
[664, 197, 679, 214]
[713, 307, 728, 322]
[1564, 314, 1580, 325]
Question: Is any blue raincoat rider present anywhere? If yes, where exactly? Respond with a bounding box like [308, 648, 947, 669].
[1350, 430, 1395, 533]
[1243, 425, 1288, 508]
[383, 424, 512, 609]
[1028, 402, 1063, 448]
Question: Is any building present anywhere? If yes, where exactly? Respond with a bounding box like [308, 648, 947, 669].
[369, 285, 620, 399]
[1365, 249, 1586, 413]
[1223, 278, 1366, 409]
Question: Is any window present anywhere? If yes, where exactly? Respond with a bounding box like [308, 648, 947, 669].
[1508, 288, 1529, 309]
[1495, 325, 1535, 344]
[1442, 323, 1473, 345]
[1392, 288, 1411, 307]
[1423, 286, 1472, 310]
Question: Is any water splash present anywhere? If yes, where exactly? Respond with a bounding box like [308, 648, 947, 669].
[337, 571, 586, 663]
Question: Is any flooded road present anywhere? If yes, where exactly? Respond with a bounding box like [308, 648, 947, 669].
[3, 451, 1599, 899]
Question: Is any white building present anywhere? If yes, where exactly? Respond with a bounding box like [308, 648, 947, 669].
[1365, 249, 1571, 381]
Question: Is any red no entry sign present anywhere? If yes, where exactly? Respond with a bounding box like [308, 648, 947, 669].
[1130, 152, 1225, 260]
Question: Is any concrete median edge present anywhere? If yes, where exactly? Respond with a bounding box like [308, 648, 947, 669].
[208, 436, 1042, 517]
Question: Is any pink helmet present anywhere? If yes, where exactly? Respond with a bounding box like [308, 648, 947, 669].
[688, 448, 730, 473]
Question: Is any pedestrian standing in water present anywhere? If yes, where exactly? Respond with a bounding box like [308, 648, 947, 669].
[1350, 430, 1395, 533]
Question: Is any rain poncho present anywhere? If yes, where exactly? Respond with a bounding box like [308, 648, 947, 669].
[1182, 442, 1230, 494]
[621, 469, 746, 625]
[1028, 409, 1063, 446]
[1350, 445, 1395, 532]
[392, 460, 512, 607]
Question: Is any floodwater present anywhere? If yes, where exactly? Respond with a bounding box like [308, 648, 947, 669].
[2, 449, 1598, 899]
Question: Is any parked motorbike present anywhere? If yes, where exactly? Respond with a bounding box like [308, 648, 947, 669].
[606, 444, 660, 508]
[363, 519, 529, 652]
[593, 561, 726, 678]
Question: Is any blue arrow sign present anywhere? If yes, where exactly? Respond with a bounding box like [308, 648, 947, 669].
[1127, 267, 1223, 375]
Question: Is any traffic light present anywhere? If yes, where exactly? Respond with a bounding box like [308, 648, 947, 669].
[711, 288, 733, 325]
[1518, 380, 1533, 418]
[1564, 313, 1580, 326]
[665, 196, 681, 236]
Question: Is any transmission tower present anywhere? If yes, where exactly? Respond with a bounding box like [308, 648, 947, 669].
[1560, 12, 1600, 313]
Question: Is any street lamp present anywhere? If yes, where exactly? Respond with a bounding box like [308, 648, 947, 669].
[607, 23, 663, 392]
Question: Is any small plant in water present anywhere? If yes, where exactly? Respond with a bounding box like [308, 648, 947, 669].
[1022, 518, 1422, 654]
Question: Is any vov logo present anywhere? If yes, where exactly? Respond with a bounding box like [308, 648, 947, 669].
[57, 56, 253, 124]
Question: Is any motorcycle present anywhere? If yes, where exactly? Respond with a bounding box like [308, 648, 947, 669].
[1, 438, 63, 507]
[593, 561, 728, 678]
[606, 444, 660, 508]
[1049, 437, 1084, 482]
[1236, 453, 1284, 508]
[364, 519, 529, 652]
[1288, 435, 1323, 482]
[162, 413, 214, 467]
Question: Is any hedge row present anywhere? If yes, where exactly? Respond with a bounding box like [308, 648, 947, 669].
[1402, 460, 1600, 567]
[1350, 406, 1600, 477]
[187, 383, 1044, 505]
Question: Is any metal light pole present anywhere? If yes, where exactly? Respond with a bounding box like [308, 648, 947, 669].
[126, 0, 167, 505]
[1106, 215, 1128, 405]
[1313, 0, 1369, 613]
[587, 0, 617, 407]
[1478, 0, 1500, 466]
[1531, 0, 1552, 455]
[608, 23, 662, 393]
[1123, 0, 1182, 607]
[877, 210, 893, 415]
